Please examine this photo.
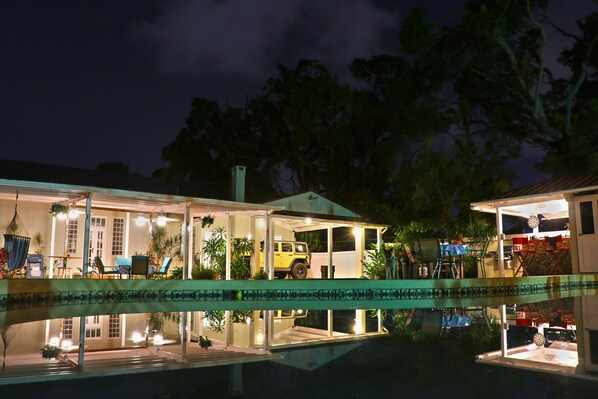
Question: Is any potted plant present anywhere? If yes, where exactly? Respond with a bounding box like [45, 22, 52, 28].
[41, 344, 62, 359]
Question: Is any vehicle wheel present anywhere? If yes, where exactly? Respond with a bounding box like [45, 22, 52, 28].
[275, 272, 287, 279]
[290, 263, 308, 279]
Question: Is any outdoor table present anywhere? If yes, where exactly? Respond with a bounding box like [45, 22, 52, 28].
[440, 244, 470, 278]
[48, 255, 81, 278]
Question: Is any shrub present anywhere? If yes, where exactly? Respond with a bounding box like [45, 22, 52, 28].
[361, 242, 387, 280]
[252, 270, 269, 280]
[192, 264, 217, 280]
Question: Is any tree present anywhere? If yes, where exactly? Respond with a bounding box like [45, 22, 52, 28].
[400, 1, 597, 176]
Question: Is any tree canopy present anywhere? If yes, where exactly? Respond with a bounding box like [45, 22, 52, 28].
[158, 0, 597, 238]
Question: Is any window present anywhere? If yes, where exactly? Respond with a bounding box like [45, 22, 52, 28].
[108, 314, 120, 338]
[61, 317, 73, 339]
[112, 218, 125, 255]
[67, 219, 78, 254]
[281, 243, 292, 252]
[85, 315, 102, 339]
[580, 201, 595, 235]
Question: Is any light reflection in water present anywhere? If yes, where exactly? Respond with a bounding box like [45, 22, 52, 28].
[2, 294, 598, 398]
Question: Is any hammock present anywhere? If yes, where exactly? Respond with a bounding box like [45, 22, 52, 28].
[3, 193, 30, 271]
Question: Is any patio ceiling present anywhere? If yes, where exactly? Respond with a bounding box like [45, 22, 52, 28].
[271, 214, 387, 233]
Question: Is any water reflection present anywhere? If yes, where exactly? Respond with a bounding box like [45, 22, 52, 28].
[2, 295, 598, 398]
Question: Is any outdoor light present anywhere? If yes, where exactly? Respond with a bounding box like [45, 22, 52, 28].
[256, 332, 264, 344]
[61, 339, 73, 350]
[304, 217, 312, 225]
[257, 219, 265, 228]
[136, 216, 148, 227]
[68, 208, 79, 219]
[153, 334, 164, 346]
[49, 336, 60, 346]
[131, 331, 144, 343]
[157, 215, 167, 227]
[56, 212, 67, 221]
[247, 233, 252, 240]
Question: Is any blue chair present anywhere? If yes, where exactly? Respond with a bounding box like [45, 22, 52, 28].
[94, 256, 123, 279]
[152, 257, 172, 278]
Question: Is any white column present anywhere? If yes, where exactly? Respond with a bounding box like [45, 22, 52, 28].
[124, 212, 130, 257]
[183, 204, 192, 280]
[49, 216, 56, 279]
[327, 226, 333, 278]
[496, 207, 505, 277]
[82, 194, 92, 278]
[226, 213, 232, 280]
[354, 227, 365, 278]
[268, 217, 275, 279]
[500, 304, 508, 357]
[263, 212, 270, 278]
[250, 216, 257, 275]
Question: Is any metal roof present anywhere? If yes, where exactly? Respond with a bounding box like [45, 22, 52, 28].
[0, 159, 278, 216]
[471, 175, 598, 219]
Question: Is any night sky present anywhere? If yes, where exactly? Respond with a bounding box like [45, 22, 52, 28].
[1, 0, 595, 185]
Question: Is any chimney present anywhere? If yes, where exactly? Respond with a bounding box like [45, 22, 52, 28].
[231, 165, 246, 202]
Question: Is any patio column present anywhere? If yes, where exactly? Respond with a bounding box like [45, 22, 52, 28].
[327, 226, 333, 278]
[49, 216, 56, 279]
[78, 315, 86, 370]
[499, 304, 508, 357]
[250, 216, 258, 275]
[268, 216, 275, 279]
[263, 212, 270, 278]
[354, 227, 365, 278]
[496, 207, 505, 278]
[564, 193, 580, 274]
[183, 203, 192, 280]
[81, 194, 92, 279]
[226, 213, 232, 280]
[124, 212, 130, 257]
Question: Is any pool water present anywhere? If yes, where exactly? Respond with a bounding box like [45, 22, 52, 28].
[0, 294, 597, 399]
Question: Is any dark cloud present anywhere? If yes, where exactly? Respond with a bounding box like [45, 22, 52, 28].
[133, 0, 398, 79]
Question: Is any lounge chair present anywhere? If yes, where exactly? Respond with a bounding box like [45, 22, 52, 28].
[151, 257, 172, 278]
[94, 256, 123, 279]
[131, 255, 151, 278]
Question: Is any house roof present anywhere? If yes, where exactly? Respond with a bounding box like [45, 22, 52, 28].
[0, 159, 224, 199]
[0, 159, 278, 216]
[471, 174, 598, 219]
[264, 191, 387, 232]
[264, 191, 361, 219]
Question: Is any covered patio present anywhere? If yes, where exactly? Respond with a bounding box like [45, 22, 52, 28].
[471, 175, 598, 277]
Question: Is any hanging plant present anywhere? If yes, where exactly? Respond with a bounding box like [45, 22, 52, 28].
[40, 344, 62, 359]
[49, 203, 68, 216]
[200, 215, 215, 228]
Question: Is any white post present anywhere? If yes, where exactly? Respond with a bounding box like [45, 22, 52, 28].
[124, 212, 130, 257]
[49, 216, 56, 279]
[226, 213, 232, 280]
[327, 226, 333, 278]
[500, 304, 508, 357]
[268, 217, 275, 279]
[183, 204, 192, 280]
[496, 207, 505, 278]
[264, 212, 270, 278]
[82, 194, 92, 278]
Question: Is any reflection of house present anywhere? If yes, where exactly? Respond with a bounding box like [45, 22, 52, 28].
[0, 160, 382, 279]
[471, 175, 598, 276]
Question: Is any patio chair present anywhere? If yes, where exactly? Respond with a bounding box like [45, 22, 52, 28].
[93, 256, 123, 279]
[151, 257, 172, 278]
[418, 238, 456, 279]
[131, 255, 151, 278]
